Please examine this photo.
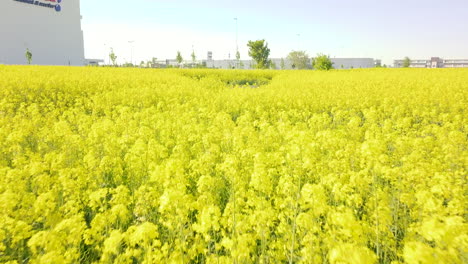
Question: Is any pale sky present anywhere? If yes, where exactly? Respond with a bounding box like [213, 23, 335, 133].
[80, 0, 468, 65]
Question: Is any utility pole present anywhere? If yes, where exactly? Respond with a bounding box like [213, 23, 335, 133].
[234, 17, 238, 68]
[234, 17, 238, 52]
[104, 43, 107, 65]
[192, 44, 196, 65]
[338, 46, 344, 58]
[128, 40, 135, 66]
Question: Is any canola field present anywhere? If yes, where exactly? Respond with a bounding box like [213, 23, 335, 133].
[0, 66, 466, 264]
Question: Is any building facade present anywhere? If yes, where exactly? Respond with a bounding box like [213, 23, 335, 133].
[443, 59, 468, 68]
[0, 0, 85, 65]
[394, 57, 468, 68]
[199, 52, 379, 70]
[330, 58, 378, 69]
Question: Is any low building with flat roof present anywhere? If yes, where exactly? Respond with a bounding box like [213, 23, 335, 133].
[331, 58, 378, 69]
[443, 59, 468, 68]
[394, 57, 468, 68]
[200, 52, 380, 70]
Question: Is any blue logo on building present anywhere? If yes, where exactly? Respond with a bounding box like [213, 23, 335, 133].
[13, 0, 63, 12]
[53, 0, 62, 12]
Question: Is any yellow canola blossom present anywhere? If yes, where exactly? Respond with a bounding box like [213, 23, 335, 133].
[0, 66, 467, 263]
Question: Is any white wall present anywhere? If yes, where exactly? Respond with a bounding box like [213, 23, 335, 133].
[331, 58, 375, 69]
[0, 0, 85, 65]
[203, 58, 377, 70]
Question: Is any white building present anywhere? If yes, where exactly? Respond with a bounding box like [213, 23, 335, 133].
[331, 58, 378, 69]
[201, 52, 379, 70]
[440, 59, 468, 68]
[393, 57, 468, 68]
[205, 59, 255, 69]
[0, 0, 85, 65]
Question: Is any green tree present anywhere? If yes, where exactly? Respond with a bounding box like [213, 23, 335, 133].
[287, 50, 310, 69]
[312, 53, 333, 70]
[147, 57, 157, 68]
[25, 48, 32, 65]
[191, 50, 196, 63]
[235, 50, 241, 68]
[280, 58, 285, 70]
[247, 39, 271, 69]
[176, 51, 183, 66]
[270, 61, 277, 69]
[109, 48, 117, 66]
[403, 57, 411, 68]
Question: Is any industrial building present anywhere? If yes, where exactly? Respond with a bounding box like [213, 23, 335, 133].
[394, 57, 468, 68]
[331, 58, 380, 69]
[440, 59, 468, 68]
[177, 52, 380, 70]
[0, 0, 85, 65]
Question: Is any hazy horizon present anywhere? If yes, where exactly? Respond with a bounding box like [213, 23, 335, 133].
[81, 0, 468, 65]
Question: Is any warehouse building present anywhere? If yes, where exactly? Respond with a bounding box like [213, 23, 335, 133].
[0, 0, 85, 65]
[440, 59, 468, 68]
[394, 57, 468, 68]
[201, 52, 380, 70]
[331, 58, 379, 69]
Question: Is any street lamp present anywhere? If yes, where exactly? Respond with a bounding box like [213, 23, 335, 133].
[128, 40, 135, 66]
[104, 43, 108, 65]
[234, 17, 238, 68]
[234, 18, 238, 51]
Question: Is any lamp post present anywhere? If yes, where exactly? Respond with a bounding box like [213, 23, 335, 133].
[192, 44, 195, 65]
[234, 18, 238, 52]
[128, 40, 135, 66]
[104, 43, 108, 65]
[234, 17, 238, 68]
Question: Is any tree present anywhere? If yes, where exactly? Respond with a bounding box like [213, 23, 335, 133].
[235, 50, 240, 68]
[191, 50, 196, 63]
[247, 39, 271, 69]
[147, 57, 157, 68]
[25, 48, 32, 65]
[403, 57, 411, 68]
[176, 51, 183, 67]
[312, 53, 333, 70]
[280, 58, 285, 70]
[109, 48, 117, 66]
[270, 61, 277, 69]
[287, 50, 310, 69]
